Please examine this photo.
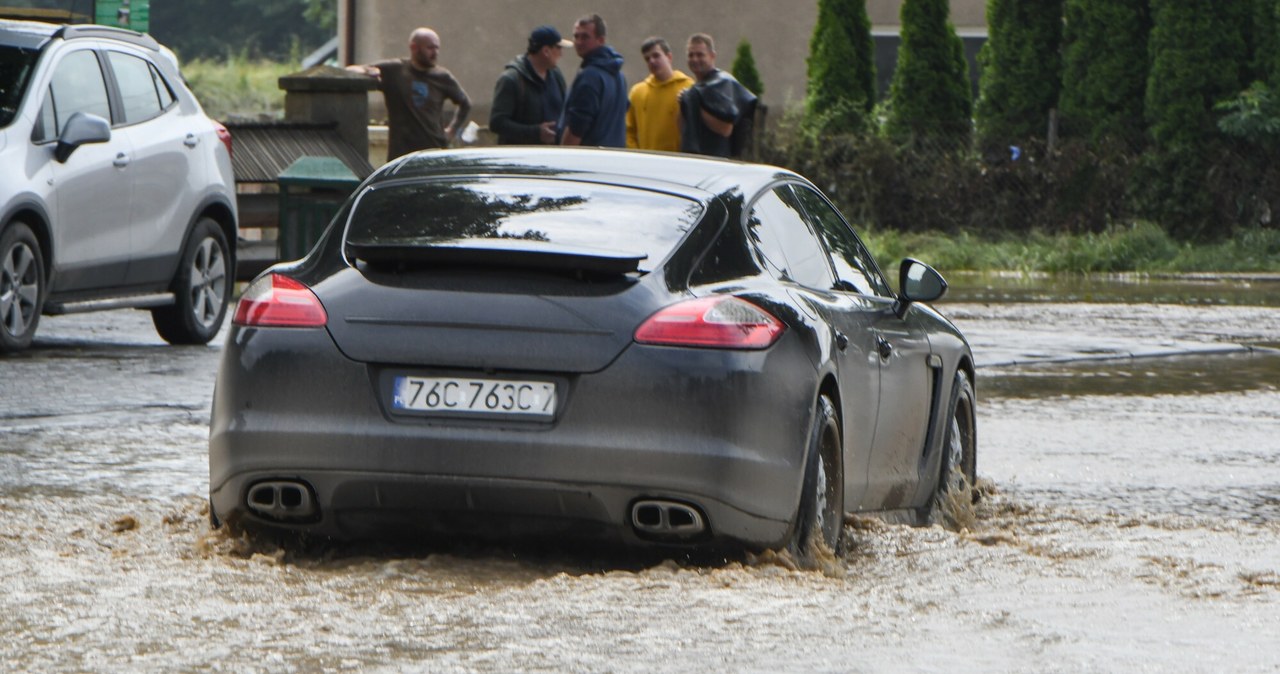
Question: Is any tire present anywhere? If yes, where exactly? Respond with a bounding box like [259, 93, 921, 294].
[929, 370, 978, 523]
[153, 218, 231, 345]
[0, 222, 45, 353]
[789, 394, 844, 557]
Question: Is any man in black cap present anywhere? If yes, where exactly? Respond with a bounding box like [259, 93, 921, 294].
[489, 26, 573, 145]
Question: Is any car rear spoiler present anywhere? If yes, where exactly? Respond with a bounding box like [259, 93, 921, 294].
[347, 241, 646, 275]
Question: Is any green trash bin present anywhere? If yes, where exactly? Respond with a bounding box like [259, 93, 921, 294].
[277, 156, 360, 261]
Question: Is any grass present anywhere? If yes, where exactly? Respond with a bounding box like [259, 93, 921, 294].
[863, 222, 1280, 275]
[181, 56, 297, 122]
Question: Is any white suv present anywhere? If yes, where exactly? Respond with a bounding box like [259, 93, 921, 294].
[1, 20, 237, 352]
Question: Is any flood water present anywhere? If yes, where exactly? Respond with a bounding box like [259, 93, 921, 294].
[2, 273, 1278, 672]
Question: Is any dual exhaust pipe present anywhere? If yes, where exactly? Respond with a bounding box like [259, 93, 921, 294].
[631, 499, 707, 539]
[246, 480, 317, 521]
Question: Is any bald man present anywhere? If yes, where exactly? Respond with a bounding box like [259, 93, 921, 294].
[348, 27, 471, 159]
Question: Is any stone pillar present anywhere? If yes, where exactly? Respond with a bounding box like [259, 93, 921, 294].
[278, 65, 377, 157]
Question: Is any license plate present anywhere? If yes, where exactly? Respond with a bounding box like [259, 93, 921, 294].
[392, 376, 557, 417]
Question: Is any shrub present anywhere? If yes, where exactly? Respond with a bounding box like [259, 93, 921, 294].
[731, 40, 765, 96]
[885, 0, 973, 148]
[1059, 0, 1150, 145]
[975, 0, 1065, 154]
[805, 0, 876, 134]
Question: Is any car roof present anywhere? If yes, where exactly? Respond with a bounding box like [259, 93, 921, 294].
[378, 147, 804, 201]
[0, 19, 159, 52]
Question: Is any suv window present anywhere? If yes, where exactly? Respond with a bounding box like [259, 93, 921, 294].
[107, 51, 173, 124]
[36, 49, 111, 142]
[791, 185, 891, 297]
[746, 186, 834, 289]
[0, 45, 39, 128]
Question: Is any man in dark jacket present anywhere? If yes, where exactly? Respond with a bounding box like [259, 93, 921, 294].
[489, 26, 572, 145]
[560, 14, 628, 147]
[679, 32, 757, 159]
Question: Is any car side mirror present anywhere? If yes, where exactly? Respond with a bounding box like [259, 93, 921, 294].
[54, 112, 111, 163]
[893, 258, 947, 318]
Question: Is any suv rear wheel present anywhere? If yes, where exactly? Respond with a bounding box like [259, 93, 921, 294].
[1, 222, 44, 353]
[152, 217, 230, 344]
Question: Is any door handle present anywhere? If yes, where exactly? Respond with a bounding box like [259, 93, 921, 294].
[834, 330, 849, 352]
[876, 335, 893, 360]
[184, 133, 199, 148]
[113, 153, 130, 168]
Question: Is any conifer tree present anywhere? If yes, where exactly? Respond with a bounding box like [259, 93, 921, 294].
[975, 0, 1064, 151]
[732, 40, 765, 96]
[1143, 0, 1251, 236]
[805, 0, 876, 134]
[885, 0, 973, 146]
[1146, 0, 1248, 151]
[1059, 0, 1151, 143]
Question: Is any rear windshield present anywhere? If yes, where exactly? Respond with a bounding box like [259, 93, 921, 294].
[344, 178, 704, 271]
[0, 45, 39, 128]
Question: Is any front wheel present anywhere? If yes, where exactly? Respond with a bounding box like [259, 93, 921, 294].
[929, 370, 977, 527]
[789, 394, 844, 557]
[0, 222, 45, 353]
[153, 218, 231, 345]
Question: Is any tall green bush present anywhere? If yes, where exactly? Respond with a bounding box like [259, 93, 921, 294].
[974, 0, 1064, 153]
[1251, 0, 1280, 83]
[885, 0, 973, 147]
[731, 40, 765, 96]
[1143, 0, 1252, 237]
[1059, 0, 1150, 144]
[1146, 0, 1249, 150]
[805, 0, 876, 134]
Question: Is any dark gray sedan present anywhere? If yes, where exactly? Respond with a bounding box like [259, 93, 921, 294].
[209, 148, 976, 554]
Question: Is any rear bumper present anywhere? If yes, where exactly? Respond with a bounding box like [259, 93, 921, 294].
[210, 326, 818, 549]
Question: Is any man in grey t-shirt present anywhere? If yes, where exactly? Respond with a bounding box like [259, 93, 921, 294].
[349, 27, 472, 159]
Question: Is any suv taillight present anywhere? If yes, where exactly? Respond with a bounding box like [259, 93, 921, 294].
[213, 121, 232, 161]
[634, 296, 785, 349]
[233, 274, 327, 327]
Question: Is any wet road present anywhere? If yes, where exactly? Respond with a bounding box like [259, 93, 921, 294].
[2, 275, 1279, 672]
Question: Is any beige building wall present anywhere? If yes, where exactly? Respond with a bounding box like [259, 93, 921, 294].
[339, 0, 986, 126]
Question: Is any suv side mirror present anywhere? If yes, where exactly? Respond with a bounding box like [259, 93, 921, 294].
[893, 258, 948, 318]
[54, 112, 111, 163]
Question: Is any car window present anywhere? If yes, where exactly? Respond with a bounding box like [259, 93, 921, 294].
[791, 185, 892, 297]
[107, 51, 172, 124]
[35, 49, 111, 142]
[0, 45, 39, 128]
[346, 178, 704, 272]
[689, 205, 763, 286]
[746, 186, 834, 289]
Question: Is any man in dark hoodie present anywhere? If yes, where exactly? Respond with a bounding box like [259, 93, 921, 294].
[560, 14, 628, 147]
[489, 26, 572, 145]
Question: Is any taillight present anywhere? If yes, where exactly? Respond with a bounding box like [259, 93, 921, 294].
[634, 296, 785, 349]
[233, 274, 327, 327]
[213, 120, 232, 161]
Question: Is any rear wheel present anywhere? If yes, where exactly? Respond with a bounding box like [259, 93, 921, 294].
[0, 222, 45, 353]
[789, 394, 844, 557]
[153, 218, 230, 345]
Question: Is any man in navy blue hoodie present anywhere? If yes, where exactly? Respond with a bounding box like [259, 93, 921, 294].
[560, 14, 628, 147]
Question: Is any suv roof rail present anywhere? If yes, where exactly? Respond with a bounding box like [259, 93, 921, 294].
[53, 24, 159, 51]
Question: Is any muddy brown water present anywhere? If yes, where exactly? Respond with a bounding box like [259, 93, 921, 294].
[2, 274, 1278, 672]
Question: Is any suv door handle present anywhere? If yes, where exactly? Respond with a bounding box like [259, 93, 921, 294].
[112, 153, 130, 168]
[876, 335, 893, 360]
[184, 133, 199, 148]
[834, 331, 849, 352]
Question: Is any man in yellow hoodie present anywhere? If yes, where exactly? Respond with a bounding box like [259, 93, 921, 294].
[626, 37, 694, 151]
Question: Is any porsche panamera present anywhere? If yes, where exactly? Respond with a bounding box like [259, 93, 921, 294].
[208, 147, 976, 553]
